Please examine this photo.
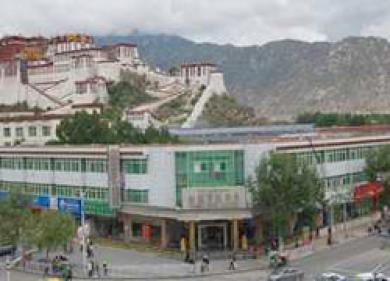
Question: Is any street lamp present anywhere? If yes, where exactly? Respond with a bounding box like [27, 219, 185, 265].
[78, 191, 87, 274]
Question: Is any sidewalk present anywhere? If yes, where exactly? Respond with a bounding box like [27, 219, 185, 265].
[287, 216, 372, 261]
[19, 215, 374, 279]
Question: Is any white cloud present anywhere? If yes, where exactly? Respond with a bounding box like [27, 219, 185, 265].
[0, 0, 390, 45]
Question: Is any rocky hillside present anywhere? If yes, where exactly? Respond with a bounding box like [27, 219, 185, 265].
[96, 34, 390, 121]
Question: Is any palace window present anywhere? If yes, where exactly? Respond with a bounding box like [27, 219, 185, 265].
[28, 126, 37, 137]
[15, 127, 23, 138]
[42, 126, 51, 137]
[3, 127, 10, 137]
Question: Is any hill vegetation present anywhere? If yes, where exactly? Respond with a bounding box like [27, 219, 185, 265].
[297, 112, 390, 127]
[200, 95, 268, 127]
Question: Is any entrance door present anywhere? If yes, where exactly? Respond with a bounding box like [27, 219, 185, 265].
[198, 223, 227, 250]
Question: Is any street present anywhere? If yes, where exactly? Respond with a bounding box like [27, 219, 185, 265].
[5, 235, 390, 281]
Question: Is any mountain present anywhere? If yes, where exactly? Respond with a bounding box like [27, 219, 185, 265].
[96, 34, 390, 120]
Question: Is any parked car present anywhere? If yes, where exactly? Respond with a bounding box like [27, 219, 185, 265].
[0, 244, 16, 257]
[267, 267, 304, 281]
[356, 272, 389, 281]
[316, 272, 348, 281]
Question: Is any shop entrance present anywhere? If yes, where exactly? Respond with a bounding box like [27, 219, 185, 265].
[198, 223, 228, 250]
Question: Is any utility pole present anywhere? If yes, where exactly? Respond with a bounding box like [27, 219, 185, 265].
[5, 255, 10, 281]
[80, 191, 87, 275]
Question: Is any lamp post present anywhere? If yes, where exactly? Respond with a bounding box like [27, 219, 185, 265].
[80, 191, 87, 275]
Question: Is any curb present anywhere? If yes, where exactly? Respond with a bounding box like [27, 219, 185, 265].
[12, 264, 270, 280]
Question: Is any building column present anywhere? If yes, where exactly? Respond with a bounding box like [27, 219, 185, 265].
[189, 221, 196, 252]
[232, 219, 239, 251]
[254, 216, 263, 244]
[124, 217, 133, 242]
[160, 219, 169, 248]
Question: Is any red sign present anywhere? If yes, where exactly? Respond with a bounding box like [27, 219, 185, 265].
[353, 181, 383, 201]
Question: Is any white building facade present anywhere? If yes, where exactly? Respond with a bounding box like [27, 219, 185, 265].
[0, 134, 387, 250]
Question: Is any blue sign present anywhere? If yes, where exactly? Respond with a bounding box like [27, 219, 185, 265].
[0, 191, 7, 200]
[57, 197, 82, 216]
[33, 195, 50, 209]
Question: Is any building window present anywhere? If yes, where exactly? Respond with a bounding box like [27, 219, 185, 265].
[28, 126, 37, 137]
[122, 189, 148, 203]
[15, 127, 23, 138]
[3, 127, 10, 137]
[85, 159, 107, 173]
[122, 159, 147, 174]
[42, 126, 51, 137]
[54, 158, 81, 172]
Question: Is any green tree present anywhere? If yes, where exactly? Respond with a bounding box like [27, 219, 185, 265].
[56, 111, 179, 145]
[0, 191, 34, 246]
[56, 111, 113, 144]
[365, 145, 390, 206]
[249, 152, 324, 241]
[34, 211, 76, 258]
[107, 77, 154, 110]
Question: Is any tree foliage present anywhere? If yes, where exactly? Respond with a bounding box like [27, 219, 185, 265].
[56, 111, 178, 145]
[108, 71, 154, 110]
[297, 112, 390, 127]
[0, 192, 75, 255]
[56, 111, 113, 144]
[249, 152, 324, 239]
[365, 145, 390, 205]
[35, 211, 75, 257]
[0, 191, 34, 245]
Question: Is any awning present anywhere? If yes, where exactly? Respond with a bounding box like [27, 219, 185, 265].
[353, 182, 383, 201]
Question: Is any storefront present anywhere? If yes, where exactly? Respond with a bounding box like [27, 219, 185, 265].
[353, 182, 383, 214]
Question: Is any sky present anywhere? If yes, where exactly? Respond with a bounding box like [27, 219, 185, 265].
[2, 0, 390, 46]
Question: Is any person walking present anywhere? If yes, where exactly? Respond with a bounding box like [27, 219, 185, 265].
[87, 260, 93, 278]
[228, 254, 236, 270]
[94, 261, 100, 278]
[102, 260, 108, 276]
[201, 254, 209, 273]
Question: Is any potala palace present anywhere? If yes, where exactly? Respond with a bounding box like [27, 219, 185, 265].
[0, 34, 227, 145]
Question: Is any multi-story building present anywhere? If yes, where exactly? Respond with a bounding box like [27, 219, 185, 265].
[0, 132, 387, 251]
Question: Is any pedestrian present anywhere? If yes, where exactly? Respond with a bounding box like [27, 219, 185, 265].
[87, 260, 93, 277]
[68, 267, 73, 281]
[228, 254, 236, 270]
[190, 258, 196, 273]
[94, 261, 100, 278]
[89, 244, 94, 258]
[201, 254, 209, 272]
[184, 250, 190, 263]
[102, 260, 108, 276]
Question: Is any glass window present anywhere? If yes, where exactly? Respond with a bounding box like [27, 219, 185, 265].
[3, 127, 10, 137]
[122, 159, 147, 174]
[28, 126, 37, 137]
[122, 189, 148, 203]
[85, 159, 107, 173]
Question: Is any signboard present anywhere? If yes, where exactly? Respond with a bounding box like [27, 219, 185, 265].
[57, 197, 82, 216]
[33, 195, 50, 209]
[0, 191, 6, 200]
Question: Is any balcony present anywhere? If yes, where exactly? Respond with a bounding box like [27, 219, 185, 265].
[181, 186, 251, 210]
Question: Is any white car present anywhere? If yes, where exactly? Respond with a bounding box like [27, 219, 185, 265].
[268, 267, 304, 281]
[316, 272, 348, 281]
[356, 272, 388, 281]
